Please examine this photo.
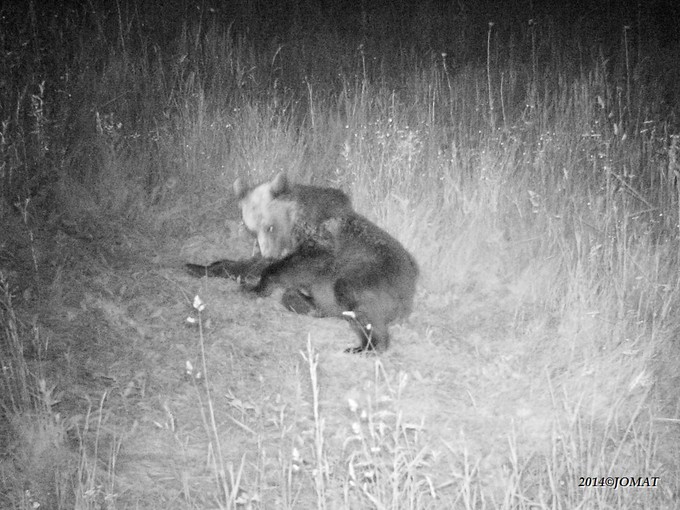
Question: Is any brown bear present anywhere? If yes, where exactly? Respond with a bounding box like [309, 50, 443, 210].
[242, 212, 419, 353]
[187, 175, 418, 353]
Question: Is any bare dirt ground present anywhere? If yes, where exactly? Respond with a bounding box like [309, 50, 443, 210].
[2, 207, 673, 509]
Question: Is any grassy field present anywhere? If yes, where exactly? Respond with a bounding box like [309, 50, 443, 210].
[1, 1, 679, 508]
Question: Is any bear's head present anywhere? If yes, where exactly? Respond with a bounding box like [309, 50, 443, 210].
[234, 172, 290, 231]
[234, 173, 298, 258]
[253, 198, 299, 258]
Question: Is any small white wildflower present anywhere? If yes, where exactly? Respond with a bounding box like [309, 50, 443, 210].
[185, 316, 197, 324]
[192, 295, 206, 312]
[351, 422, 361, 435]
[347, 398, 358, 412]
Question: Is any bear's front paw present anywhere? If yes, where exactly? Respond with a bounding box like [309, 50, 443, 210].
[241, 280, 272, 297]
[344, 345, 376, 355]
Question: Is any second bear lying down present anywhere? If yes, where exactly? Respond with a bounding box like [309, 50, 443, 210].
[187, 175, 418, 353]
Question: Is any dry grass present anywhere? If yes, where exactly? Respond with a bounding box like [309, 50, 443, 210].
[1, 2, 679, 509]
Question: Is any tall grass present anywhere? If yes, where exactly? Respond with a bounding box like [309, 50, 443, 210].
[1, 1, 679, 508]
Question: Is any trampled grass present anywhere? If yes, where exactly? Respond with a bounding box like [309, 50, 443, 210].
[1, 2, 678, 508]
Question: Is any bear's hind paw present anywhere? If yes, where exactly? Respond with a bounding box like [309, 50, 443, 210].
[344, 344, 376, 355]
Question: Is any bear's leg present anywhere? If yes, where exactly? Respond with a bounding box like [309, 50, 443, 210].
[334, 278, 395, 353]
[186, 256, 270, 281]
[341, 310, 389, 353]
[248, 247, 334, 297]
[281, 288, 317, 315]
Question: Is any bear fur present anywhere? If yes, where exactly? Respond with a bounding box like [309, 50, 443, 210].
[186, 172, 352, 281]
[244, 212, 419, 353]
[187, 175, 418, 353]
[234, 172, 352, 258]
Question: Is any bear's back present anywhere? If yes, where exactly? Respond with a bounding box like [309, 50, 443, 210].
[288, 184, 352, 223]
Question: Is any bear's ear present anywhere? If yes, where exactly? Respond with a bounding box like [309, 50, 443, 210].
[234, 177, 249, 200]
[269, 172, 290, 197]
